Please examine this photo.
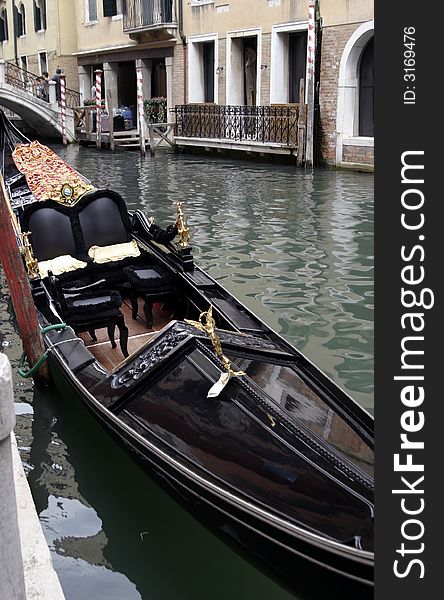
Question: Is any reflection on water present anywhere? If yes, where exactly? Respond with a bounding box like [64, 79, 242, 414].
[1, 147, 373, 600]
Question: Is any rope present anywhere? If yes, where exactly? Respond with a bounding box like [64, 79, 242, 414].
[18, 323, 68, 378]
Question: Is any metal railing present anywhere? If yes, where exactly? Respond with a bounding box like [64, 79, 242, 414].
[173, 104, 301, 146]
[123, 0, 174, 30]
[5, 62, 80, 109]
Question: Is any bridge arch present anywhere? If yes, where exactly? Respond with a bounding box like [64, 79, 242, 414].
[0, 64, 75, 141]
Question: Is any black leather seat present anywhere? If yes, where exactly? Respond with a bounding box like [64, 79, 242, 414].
[49, 276, 129, 358]
[123, 265, 173, 329]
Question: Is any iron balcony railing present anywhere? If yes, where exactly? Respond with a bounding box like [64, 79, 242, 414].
[173, 104, 301, 146]
[123, 0, 174, 30]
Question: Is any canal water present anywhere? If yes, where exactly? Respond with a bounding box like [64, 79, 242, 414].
[0, 146, 373, 600]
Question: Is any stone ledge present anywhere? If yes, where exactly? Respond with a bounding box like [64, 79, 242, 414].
[11, 434, 65, 599]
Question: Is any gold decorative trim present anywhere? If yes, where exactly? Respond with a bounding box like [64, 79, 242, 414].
[186, 306, 245, 380]
[176, 201, 190, 248]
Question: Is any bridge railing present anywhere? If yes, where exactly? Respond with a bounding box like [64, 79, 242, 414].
[4, 62, 80, 109]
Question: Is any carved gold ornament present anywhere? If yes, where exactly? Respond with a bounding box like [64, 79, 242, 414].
[186, 305, 245, 398]
[21, 231, 40, 280]
[175, 201, 190, 248]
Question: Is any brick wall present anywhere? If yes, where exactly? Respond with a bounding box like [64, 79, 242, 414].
[45, 52, 79, 93]
[342, 144, 374, 165]
[260, 33, 271, 105]
[172, 43, 185, 108]
[318, 22, 373, 167]
[217, 38, 226, 105]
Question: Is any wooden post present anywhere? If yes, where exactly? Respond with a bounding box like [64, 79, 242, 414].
[0, 176, 50, 384]
[60, 74, 67, 146]
[296, 79, 306, 167]
[148, 123, 155, 157]
[95, 69, 103, 149]
[107, 89, 115, 152]
[136, 66, 146, 156]
[305, 0, 317, 169]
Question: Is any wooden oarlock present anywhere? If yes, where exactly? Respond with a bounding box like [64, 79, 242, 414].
[0, 174, 50, 384]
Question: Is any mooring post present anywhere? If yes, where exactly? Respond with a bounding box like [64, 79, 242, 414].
[296, 78, 306, 167]
[0, 176, 50, 384]
[0, 354, 27, 600]
[305, 0, 317, 170]
[148, 124, 155, 157]
[95, 69, 103, 149]
[60, 74, 67, 146]
[136, 66, 146, 156]
[106, 89, 115, 152]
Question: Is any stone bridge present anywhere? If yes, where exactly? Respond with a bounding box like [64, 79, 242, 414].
[0, 60, 78, 142]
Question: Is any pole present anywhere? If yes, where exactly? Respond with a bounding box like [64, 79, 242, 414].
[305, 0, 316, 169]
[60, 74, 67, 146]
[296, 78, 306, 167]
[136, 66, 146, 156]
[0, 176, 50, 384]
[0, 354, 27, 600]
[95, 69, 103, 149]
[106, 89, 115, 152]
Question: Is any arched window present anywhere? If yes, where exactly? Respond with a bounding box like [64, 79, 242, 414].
[359, 38, 374, 137]
[16, 3, 26, 36]
[0, 8, 8, 42]
[34, 0, 47, 32]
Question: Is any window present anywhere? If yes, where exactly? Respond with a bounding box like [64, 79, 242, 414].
[39, 51, 48, 75]
[34, 0, 46, 32]
[203, 42, 215, 102]
[358, 38, 374, 137]
[288, 31, 307, 103]
[271, 23, 308, 104]
[86, 0, 98, 22]
[103, 0, 117, 17]
[227, 29, 261, 106]
[0, 8, 8, 42]
[188, 35, 217, 104]
[16, 3, 26, 36]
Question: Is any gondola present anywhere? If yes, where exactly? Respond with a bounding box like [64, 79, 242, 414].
[0, 110, 374, 592]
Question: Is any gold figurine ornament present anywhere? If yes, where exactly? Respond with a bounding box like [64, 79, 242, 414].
[21, 231, 40, 280]
[175, 202, 190, 248]
[186, 305, 245, 398]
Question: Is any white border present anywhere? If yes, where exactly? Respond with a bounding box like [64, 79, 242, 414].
[335, 20, 374, 165]
[188, 33, 218, 104]
[270, 21, 308, 104]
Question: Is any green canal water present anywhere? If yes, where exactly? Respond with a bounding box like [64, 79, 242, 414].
[0, 147, 373, 599]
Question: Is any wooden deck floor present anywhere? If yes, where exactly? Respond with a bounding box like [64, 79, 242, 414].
[79, 298, 173, 372]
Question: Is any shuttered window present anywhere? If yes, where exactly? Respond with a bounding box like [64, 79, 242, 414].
[34, 0, 46, 32]
[0, 9, 8, 42]
[103, 0, 118, 17]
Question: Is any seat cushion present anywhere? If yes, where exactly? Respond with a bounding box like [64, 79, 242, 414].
[65, 290, 123, 319]
[123, 265, 172, 293]
[38, 255, 88, 279]
[88, 240, 141, 264]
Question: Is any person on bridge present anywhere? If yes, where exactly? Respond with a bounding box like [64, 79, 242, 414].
[51, 67, 62, 103]
[35, 77, 48, 102]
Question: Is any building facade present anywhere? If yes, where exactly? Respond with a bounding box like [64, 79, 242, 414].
[73, 0, 183, 124]
[0, 0, 79, 90]
[318, 0, 373, 168]
[176, 0, 373, 168]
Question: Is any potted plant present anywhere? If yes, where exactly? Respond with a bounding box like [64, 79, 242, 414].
[143, 97, 167, 127]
